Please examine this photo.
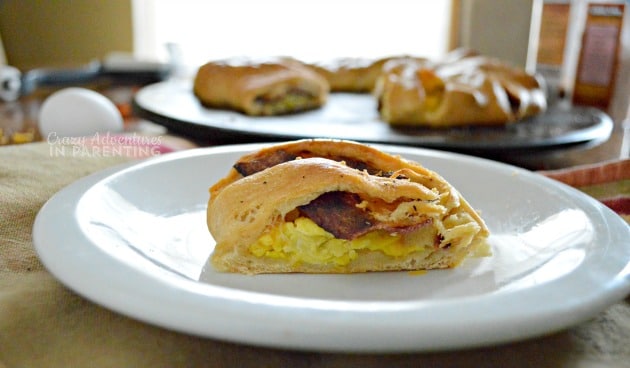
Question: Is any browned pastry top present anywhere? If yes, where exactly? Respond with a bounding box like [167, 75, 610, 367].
[374, 54, 547, 127]
[193, 57, 329, 116]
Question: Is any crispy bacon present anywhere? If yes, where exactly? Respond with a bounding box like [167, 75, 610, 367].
[234, 150, 427, 240]
[298, 191, 373, 240]
[298, 191, 432, 240]
[233, 149, 297, 176]
[234, 148, 391, 177]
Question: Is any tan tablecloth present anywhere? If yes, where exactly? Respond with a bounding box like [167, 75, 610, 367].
[1, 141, 629, 368]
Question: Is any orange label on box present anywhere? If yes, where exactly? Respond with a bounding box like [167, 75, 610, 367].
[573, 3, 625, 109]
[537, 3, 571, 66]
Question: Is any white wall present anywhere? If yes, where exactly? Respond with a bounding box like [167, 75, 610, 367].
[132, 0, 454, 73]
[458, 0, 536, 69]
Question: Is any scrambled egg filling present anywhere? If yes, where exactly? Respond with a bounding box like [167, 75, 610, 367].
[257, 92, 315, 114]
[248, 217, 437, 266]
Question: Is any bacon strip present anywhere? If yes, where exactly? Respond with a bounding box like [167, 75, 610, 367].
[234, 149, 390, 177]
[233, 150, 297, 176]
[298, 191, 373, 240]
[298, 191, 432, 240]
[234, 150, 425, 240]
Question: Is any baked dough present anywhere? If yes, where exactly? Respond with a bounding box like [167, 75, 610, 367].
[308, 56, 429, 93]
[307, 57, 399, 93]
[305, 49, 473, 94]
[207, 139, 490, 274]
[374, 54, 547, 127]
[193, 57, 329, 116]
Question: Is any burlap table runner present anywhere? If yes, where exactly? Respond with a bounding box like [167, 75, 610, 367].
[1, 141, 628, 368]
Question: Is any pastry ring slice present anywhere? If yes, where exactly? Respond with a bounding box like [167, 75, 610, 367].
[207, 139, 490, 274]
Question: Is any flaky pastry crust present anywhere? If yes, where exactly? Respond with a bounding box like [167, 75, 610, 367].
[207, 140, 490, 274]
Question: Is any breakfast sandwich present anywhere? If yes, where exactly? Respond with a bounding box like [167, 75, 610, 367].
[193, 56, 329, 116]
[207, 139, 490, 274]
[374, 55, 547, 127]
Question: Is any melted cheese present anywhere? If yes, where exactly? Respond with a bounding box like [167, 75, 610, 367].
[248, 217, 437, 266]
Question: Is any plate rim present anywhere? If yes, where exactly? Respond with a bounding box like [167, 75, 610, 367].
[33, 143, 630, 352]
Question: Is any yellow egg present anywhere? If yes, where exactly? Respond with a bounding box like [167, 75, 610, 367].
[248, 217, 435, 266]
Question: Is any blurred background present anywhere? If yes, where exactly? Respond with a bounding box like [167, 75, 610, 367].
[0, 0, 628, 167]
[0, 0, 534, 70]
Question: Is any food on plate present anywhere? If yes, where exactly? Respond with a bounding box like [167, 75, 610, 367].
[193, 57, 329, 116]
[207, 139, 490, 274]
[308, 56, 431, 93]
[308, 57, 409, 93]
[192, 50, 547, 128]
[374, 54, 547, 127]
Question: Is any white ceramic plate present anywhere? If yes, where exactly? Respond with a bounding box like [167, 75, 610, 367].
[33, 143, 630, 352]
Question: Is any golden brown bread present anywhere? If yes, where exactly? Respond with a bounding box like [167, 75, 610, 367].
[193, 57, 329, 116]
[374, 55, 547, 127]
[308, 56, 432, 93]
[307, 57, 408, 93]
[207, 139, 490, 274]
[193, 51, 546, 126]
